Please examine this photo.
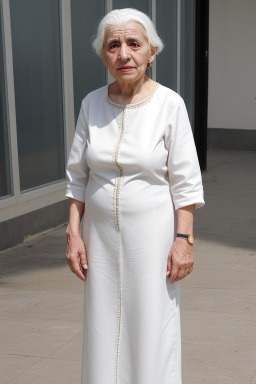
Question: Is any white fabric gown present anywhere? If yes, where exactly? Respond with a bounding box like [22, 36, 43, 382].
[65, 83, 205, 384]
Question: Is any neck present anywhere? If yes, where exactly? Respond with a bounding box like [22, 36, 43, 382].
[110, 75, 153, 104]
[117, 75, 149, 96]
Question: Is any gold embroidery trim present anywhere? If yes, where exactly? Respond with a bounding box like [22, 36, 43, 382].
[112, 107, 126, 384]
[106, 82, 159, 109]
[112, 107, 126, 232]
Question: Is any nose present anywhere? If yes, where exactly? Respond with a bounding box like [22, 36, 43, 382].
[118, 43, 130, 61]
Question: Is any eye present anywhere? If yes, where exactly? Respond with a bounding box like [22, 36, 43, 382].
[108, 43, 119, 51]
[129, 42, 139, 48]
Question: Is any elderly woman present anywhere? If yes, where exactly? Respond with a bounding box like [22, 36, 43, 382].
[65, 8, 205, 384]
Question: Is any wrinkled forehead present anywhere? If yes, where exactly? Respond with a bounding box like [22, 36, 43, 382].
[104, 21, 149, 42]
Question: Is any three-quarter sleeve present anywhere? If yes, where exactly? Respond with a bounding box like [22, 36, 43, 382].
[65, 99, 90, 203]
[165, 96, 205, 210]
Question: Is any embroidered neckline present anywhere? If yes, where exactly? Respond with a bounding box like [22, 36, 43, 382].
[106, 82, 159, 109]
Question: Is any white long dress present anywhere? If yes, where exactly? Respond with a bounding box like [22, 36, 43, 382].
[65, 83, 205, 384]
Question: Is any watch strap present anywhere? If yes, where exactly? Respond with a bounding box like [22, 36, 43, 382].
[176, 233, 189, 239]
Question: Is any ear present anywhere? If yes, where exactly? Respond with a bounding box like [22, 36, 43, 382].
[148, 46, 158, 64]
[100, 48, 108, 67]
[100, 45, 108, 68]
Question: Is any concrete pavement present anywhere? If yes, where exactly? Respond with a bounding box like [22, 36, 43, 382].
[0, 149, 256, 384]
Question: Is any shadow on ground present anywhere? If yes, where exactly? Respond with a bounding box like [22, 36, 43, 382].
[196, 150, 256, 250]
[0, 225, 68, 281]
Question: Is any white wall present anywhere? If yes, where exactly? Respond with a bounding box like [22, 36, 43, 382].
[208, 0, 256, 130]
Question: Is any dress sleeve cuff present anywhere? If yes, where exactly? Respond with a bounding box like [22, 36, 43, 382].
[65, 187, 86, 203]
[172, 192, 205, 211]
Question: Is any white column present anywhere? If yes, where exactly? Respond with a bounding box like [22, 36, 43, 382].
[1, 0, 20, 197]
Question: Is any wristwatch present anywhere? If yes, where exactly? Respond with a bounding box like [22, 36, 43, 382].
[176, 233, 195, 245]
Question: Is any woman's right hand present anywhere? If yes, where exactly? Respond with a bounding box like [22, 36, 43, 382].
[65, 230, 88, 281]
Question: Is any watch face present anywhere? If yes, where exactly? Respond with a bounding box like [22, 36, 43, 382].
[188, 234, 195, 244]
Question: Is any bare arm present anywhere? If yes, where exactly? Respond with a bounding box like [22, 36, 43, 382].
[65, 198, 88, 281]
[66, 198, 85, 235]
[176, 203, 195, 234]
[167, 203, 195, 284]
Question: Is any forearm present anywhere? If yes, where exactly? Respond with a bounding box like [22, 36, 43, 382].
[176, 204, 195, 234]
[66, 198, 85, 236]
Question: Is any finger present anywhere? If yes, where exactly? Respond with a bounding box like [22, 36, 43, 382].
[174, 275, 183, 282]
[79, 247, 88, 270]
[169, 264, 179, 284]
[177, 268, 186, 279]
[174, 268, 190, 282]
[66, 254, 86, 281]
[174, 271, 187, 282]
[70, 260, 86, 281]
[183, 267, 191, 277]
[166, 256, 172, 276]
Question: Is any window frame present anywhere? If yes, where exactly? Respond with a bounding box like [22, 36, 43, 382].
[0, 0, 12, 198]
[0, 0, 75, 222]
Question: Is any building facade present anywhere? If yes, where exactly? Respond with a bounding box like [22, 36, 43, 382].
[207, 0, 256, 150]
[1, 0, 202, 250]
[1, 0, 254, 250]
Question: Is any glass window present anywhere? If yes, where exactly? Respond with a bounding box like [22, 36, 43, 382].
[113, 0, 150, 15]
[10, 0, 65, 191]
[0, 10, 12, 198]
[71, 0, 105, 121]
[156, 0, 177, 91]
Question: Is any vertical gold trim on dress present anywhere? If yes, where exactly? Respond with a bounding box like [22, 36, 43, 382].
[112, 107, 126, 384]
[112, 107, 126, 232]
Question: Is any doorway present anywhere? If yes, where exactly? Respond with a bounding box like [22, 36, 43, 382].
[156, 0, 209, 170]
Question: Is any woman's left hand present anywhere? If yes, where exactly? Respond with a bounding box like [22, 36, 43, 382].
[166, 237, 194, 284]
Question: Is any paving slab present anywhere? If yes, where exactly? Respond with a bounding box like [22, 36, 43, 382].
[183, 373, 249, 384]
[182, 341, 254, 380]
[0, 150, 256, 383]
[181, 286, 256, 317]
[0, 354, 41, 384]
[3, 358, 81, 384]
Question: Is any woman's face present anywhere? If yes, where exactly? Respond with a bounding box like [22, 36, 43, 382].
[101, 21, 157, 84]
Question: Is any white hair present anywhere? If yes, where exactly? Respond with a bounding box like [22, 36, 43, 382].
[92, 8, 164, 56]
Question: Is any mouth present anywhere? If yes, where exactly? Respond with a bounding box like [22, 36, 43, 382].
[117, 66, 135, 72]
